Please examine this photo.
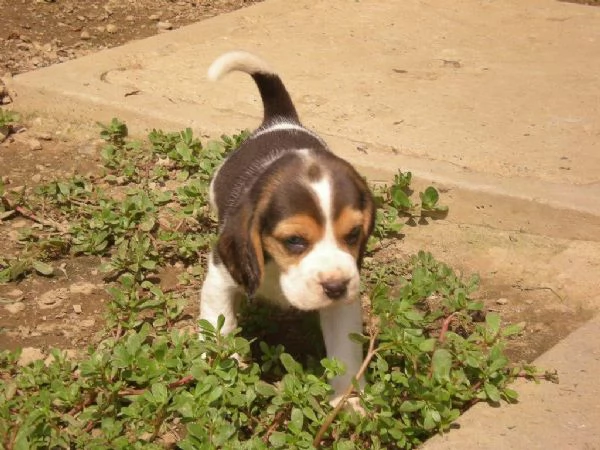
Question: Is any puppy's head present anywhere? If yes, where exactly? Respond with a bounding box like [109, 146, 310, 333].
[216, 151, 374, 310]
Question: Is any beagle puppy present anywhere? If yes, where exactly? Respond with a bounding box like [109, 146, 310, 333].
[200, 51, 375, 405]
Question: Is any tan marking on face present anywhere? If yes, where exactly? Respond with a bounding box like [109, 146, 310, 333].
[307, 163, 322, 182]
[263, 214, 324, 272]
[333, 206, 367, 258]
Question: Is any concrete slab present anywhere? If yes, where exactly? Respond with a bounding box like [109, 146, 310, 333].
[8, 0, 600, 241]
[422, 313, 600, 450]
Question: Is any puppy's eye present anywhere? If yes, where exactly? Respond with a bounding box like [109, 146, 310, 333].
[344, 226, 362, 245]
[283, 235, 308, 254]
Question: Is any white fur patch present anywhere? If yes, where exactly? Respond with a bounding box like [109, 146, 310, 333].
[199, 254, 243, 336]
[207, 51, 273, 81]
[320, 300, 365, 396]
[250, 121, 327, 148]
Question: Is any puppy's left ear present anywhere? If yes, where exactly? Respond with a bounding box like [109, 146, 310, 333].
[216, 203, 264, 295]
[358, 186, 376, 268]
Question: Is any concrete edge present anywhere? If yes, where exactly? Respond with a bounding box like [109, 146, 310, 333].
[420, 312, 600, 449]
[7, 79, 600, 243]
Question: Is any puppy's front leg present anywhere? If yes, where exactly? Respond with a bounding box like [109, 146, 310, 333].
[319, 300, 364, 409]
[199, 253, 242, 336]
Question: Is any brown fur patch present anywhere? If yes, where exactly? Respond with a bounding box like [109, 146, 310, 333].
[333, 207, 367, 258]
[306, 163, 322, 182]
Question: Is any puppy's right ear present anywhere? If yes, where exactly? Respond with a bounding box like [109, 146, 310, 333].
[216, 203, 264, 296]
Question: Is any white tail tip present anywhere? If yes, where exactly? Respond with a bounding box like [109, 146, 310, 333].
[207, 51, 274, 81]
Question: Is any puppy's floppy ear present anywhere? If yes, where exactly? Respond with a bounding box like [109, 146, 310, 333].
[216, 203, 264, 295]
[358, 186, 376, 268]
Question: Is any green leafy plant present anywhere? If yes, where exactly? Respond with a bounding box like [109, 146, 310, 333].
[371, 170, 448, 241]
[0, 109, 19, 128]
[0, 119, 552, 449]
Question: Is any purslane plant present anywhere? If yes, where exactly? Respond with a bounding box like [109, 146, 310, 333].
[0, 119, 551, 449]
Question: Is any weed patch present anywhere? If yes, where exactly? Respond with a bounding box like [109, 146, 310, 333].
[0, 119, 553, 449]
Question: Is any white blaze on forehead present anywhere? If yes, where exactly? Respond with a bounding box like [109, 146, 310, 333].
[309, 177, 334, 239]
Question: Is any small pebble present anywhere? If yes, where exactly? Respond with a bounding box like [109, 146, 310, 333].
[7, 288, 24, 299]
[36, 132, 52, 141]
[69, 282, 97, 295]
[496, 298, 508, 305]
[80, 319, 95, 328]
[80, 30, 91, 40]
[28, 138, 43, 151]
[157, 21, 173, 31]
[106, 24, 118, 34]
[73, 304, 82, 314]
[4, 302, 25, 314]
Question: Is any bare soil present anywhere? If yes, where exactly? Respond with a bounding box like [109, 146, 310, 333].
[0, 0, 261, 77]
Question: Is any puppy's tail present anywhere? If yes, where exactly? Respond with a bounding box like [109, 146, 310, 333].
[207, 51, 300, 125]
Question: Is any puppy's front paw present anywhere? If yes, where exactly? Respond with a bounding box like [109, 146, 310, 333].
[330, 394, 366, 415]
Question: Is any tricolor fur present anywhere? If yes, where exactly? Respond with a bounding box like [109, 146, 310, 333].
[200, 51, 375, 406]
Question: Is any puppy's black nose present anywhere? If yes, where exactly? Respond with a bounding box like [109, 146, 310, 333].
[321, 280, 349, 300]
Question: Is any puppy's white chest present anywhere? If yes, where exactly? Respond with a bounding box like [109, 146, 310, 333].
[254, 261, 293, 309]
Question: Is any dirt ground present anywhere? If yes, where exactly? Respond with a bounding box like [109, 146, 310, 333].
[0, 0, 598, 366]
[0, 0, 261, 77]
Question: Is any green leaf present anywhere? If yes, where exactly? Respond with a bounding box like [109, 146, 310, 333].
[503, 388, 519, 402]
[289, 407, 304, 433]
[151, 383, 168, 404]
[418, 338, 436, 352]
[431, 348, 452, 382]
[423, 409, 437, 430]
[488, 353, 509, 373]
[205, 386, 223, 404]
[255, 381, 278, 397]
[485, 312, 501, 343]
[501, 322, 524, 337]
[399, 400, 425, 412]
[176, 142, 193, 161]
[139, 217, 155, 232]
[32, 260, 54, 276]
[280, 353, 302, 375]
[484, 382, 501, 403]
[391, 185, 411, 209]
[187, 423, 208, 440]
[349, 332, 369, 344]
[420, 186, 440, 209]
[57, 182, 70, 196]
[141, 260, 157, 270]
[212, 422, 236, 446]
[269, 431, 287, 447]
[302, 406, 318, 422]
